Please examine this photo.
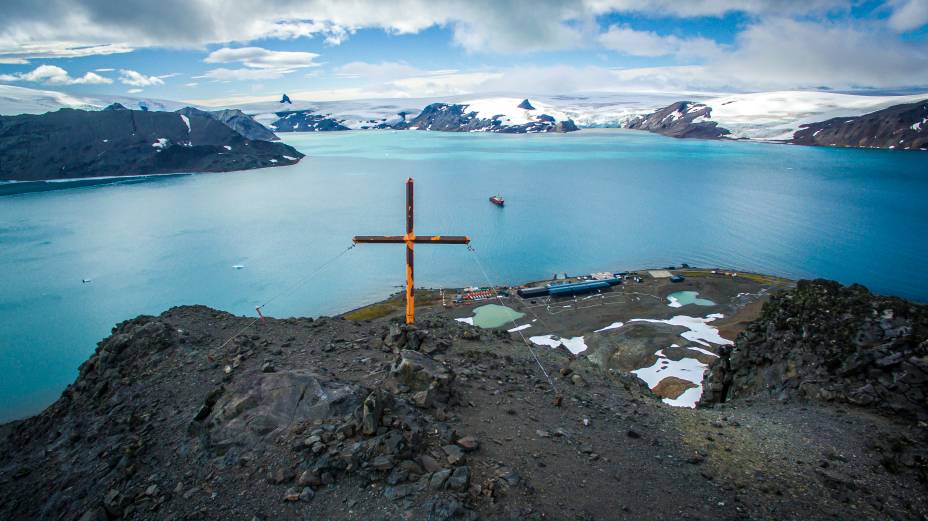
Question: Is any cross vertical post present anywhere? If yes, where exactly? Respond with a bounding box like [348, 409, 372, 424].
[353, 178, 470, 324]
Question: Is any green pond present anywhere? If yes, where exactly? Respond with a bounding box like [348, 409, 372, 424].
[667, 291, 716, 307]
[458, 304, 525, 328]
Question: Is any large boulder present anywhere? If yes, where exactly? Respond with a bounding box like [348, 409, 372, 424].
[387, 350, 454, 407]
[204, 370, 364, 448]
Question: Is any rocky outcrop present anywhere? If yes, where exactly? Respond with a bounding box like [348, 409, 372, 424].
[399, 102, 578, 133]
[270, 110, 350, 132]
[0, 107, 303, 181]
[625, 101, 730, 139]
[176, 106, 279, 141]
[700, 279, 928, 421]
[791, 99, 928, 150]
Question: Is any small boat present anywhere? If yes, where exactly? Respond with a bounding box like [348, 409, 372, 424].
[489, 194, 505, 206]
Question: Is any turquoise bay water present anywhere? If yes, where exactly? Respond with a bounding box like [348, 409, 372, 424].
[1, 129, 927, 421]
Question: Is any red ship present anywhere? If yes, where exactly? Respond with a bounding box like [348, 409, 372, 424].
[489, 194, 505, 206]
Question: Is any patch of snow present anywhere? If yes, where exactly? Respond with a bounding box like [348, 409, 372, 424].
[455, 317, 475, 325]
[529, 335, 588, 355]
[179, 114, 190, 132]
[629, 314, 732, 347]
[269, 159, 278, 163]
[283, 155, 297, 161]
[687, 346, 719, 358]
[151, 138, 168, 149]
[594, 321, 624, 333]
[667, 296, 682, 308]
[631, 348, 708, 408]
[102, 139, 108, 143]
[223, 145, 232, 151]
[507, 324, 532, 333]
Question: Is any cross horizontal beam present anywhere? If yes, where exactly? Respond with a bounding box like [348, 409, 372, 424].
[353, 235, 470, 244]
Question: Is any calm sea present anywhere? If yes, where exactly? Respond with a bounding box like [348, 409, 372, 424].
[1, 129, 927, 421]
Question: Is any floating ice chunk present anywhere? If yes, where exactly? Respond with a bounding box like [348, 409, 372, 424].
[667, 296, 682, 308]
[594, 321, 624, 333]
[232, 264, 245, 270]
[507, 324, 532, 333]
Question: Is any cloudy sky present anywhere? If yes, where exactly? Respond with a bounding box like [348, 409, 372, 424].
[0, 0, 926, 105]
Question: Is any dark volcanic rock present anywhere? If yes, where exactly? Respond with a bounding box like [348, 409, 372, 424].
[0, 107, 304, 181]
[626, 101, 730, 139]
[700, 279, 928, 421]
[791, 99, 928, 150]
[270, 110, 350, 132]
[176, 106, 279, 141]
[401, 100, 577, 133]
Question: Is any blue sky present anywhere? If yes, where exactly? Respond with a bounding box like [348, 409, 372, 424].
[0, 0, 926, 104]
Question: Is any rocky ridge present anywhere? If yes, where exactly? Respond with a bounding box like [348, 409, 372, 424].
[175, 107, 280, 141]
[1, 282, 927, 520]
[270, 110, 351, 132]
[792, 100, 928, 150]
[0, 107, 303, 181]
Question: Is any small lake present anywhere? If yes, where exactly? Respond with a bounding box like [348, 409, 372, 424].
[667, 291, 716, 307]
[1, 129, 927, 421]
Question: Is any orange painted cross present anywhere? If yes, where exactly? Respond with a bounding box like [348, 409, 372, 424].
[353, 178, 470, 324]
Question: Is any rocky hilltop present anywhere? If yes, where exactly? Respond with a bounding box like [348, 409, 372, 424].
[175, 107, 280, 142]
[1, 278, 927, 520]
[398, 100, 578, 134]
[624, 101, 729, 139]
[0, 105, 302, 181]
[792, 100, 928, 150]
[270, 110, 351, 132]
[701, 279, 928, 421]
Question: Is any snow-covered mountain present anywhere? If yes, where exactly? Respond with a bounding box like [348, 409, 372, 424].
[3, 83, 927, 147]
[0, 84, 193, 115]
[690, 91, 928, 141]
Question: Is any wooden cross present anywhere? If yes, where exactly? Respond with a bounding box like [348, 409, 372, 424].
[353, 178, 470, 324]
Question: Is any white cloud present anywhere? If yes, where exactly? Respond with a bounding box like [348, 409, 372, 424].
[334, 61, 422, 79]
[0, 65, 112, 85]
[127, 88, 143, 93]
[885, 0, 928, 32]
[184, 82, 199, 87]
[95, 67, 115, 72]
[195, 67, 291, 81]
[0, 58, 29, 64]
[712, 18, 928, 90]
[118, 69, 165, 87]
[0, 0, 852, 60]
[598, 25, 723, 58]
[200, 46, 321, 82]
[204, 47, 320, 69]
